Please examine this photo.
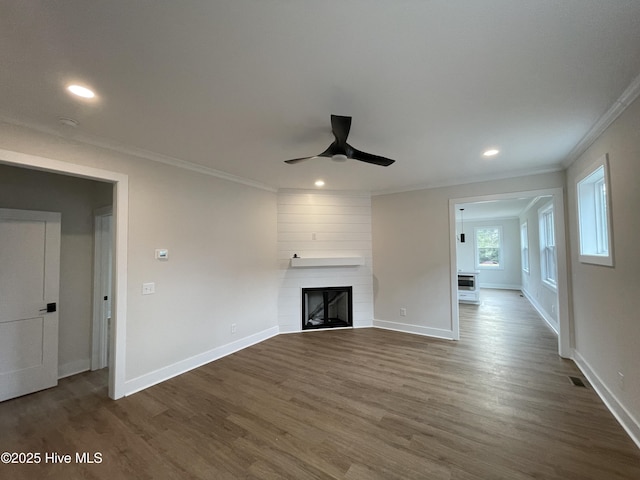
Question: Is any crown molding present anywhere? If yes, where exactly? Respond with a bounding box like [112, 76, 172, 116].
[0, 115, 277, 193]
[562, 72, 640, 168]
[3, 71, 639, 196]
[277, 188, 371, 197]
[373, 73, 640, 197]
[371, 165, 564, 196]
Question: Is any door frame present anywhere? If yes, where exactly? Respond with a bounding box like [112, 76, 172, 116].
[92, 206, 113, 371]
[0, 148, 128, 399]
[449, 187, 572, 358]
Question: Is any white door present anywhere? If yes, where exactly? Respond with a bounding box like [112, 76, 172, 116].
[92, 208, 112, 370]
[0, 208, 61, 402]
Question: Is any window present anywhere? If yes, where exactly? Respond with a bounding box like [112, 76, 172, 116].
[475, 226, 503, 269]
[577, 154, 614, 266]
[539, 203, 557, 289]
[521, 221, 529, 273]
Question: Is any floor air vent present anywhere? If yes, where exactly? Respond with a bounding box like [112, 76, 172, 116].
[569, 376, 588, 388]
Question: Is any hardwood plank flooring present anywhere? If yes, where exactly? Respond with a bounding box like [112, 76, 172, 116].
[1, 289, 639, 479]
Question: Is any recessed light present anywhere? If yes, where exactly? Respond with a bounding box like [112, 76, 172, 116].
[67, 84, 95, 99]
[315, 180, 325, 187]
[483, 149, 500, 157]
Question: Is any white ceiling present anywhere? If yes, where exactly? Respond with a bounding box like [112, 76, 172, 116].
[2, 1, 640, 193]
[456, 197, 542, 222]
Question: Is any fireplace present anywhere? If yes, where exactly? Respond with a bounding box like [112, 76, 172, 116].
[302, 286, 353, 330]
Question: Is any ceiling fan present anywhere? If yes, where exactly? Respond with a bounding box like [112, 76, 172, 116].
[284, 115, 395, 167]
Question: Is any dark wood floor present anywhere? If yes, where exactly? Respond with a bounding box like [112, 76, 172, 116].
[1, 289, 639, 479]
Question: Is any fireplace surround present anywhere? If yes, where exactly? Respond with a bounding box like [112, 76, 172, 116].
[301, 286, 353, 330]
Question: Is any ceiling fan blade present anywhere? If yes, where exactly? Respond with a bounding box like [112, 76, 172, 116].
[284, 156, 317, 164]
[284, 151, 334, 164]
[331, 115, 352, 145]
[284, 116, 395, 167]
[349, 147, 395, 167]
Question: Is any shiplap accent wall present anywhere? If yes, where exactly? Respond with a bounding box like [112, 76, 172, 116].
[277, 191, 374, 332]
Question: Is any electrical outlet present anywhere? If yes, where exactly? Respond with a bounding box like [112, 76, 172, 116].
[142, 282, 155, 295]
[400, 308, 407, 317]
[231, 323, 237, 334]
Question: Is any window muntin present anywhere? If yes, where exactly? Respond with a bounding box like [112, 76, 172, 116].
[521, 221, 529, 273]
[539, 204, 557, 289]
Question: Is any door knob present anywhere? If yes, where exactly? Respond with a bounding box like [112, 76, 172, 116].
[39, 303, 57, 313]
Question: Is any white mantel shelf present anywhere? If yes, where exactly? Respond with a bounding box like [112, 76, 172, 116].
[290, 257, 365, 268]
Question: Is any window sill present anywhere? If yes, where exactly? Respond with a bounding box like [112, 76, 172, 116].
[542, 279, 557, 292]
[579, 254, 614, 267]
[476, 266, 504, 271]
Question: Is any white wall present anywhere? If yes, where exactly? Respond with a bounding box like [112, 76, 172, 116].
[565, 95, 640, 443]
[456, 218, 522, 289]
[0, 164, 112, 377]
[372, 172, 565, 339]
[519, 198, 559, 331]
[0, 121, 279, 393]
[277, 191, 374, 332]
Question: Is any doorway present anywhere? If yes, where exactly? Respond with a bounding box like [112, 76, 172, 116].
[449, 188, 572, 358]
[0, 148, 128, 399]
[92, 207, 113, 371]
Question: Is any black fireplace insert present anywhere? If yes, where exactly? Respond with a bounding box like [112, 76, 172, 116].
[302, 286, 353, 330]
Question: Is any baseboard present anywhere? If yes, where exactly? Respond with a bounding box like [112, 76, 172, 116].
[278, 325, 301, 334]
[521, 288, 559, 335]
[372, 319, 454, 340]
[479, 283, 522, 290]
[124, 326, 280, 396]
[573, 350, 640, 449]
[58, 359, 91, 379]
[353, 319, 374, 328]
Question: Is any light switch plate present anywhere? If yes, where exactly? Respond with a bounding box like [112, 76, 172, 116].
[155, 249, 169, 260]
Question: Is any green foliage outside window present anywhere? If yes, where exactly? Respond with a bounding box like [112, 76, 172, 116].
[476, 227, 501, 267]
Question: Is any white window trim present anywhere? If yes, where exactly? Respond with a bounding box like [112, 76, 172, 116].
[521, 221, 529, 274]
[539, 203, 557, 291]
[576, 154, 614, 267]
[474, 225, 504, 270]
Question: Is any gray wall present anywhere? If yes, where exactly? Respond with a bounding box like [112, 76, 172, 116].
[0, 164, 112, 376]
[371, 171, 565, 338]
[0, 121, 279, 386]
[566, 95, 640, 432]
